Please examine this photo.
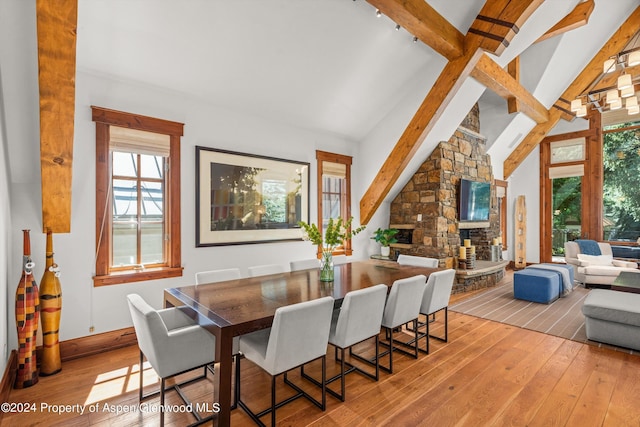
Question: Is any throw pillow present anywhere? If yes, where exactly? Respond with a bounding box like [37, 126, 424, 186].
[577, 253, 613, 266]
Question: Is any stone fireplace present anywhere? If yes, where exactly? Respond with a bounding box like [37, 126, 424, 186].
[389, 104, 505, 292]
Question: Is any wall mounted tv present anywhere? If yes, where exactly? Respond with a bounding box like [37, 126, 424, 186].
[459, 179, 490, 223]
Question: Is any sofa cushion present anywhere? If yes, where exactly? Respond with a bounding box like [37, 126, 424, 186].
[611, 245, 640, 259]
[581, 265, 638, 276]
[578, 253, 613, 266]
[582, 289, 640, 327]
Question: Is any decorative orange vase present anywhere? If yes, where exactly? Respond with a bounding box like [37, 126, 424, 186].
[14, 229, 40, 388]
[39, 229, 62, 376]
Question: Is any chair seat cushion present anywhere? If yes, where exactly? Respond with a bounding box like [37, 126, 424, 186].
[580, 265, 638, 277]
[239, 328, 271, 367]
[513, 269, 560, 304]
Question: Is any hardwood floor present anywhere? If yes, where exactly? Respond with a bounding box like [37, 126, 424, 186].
[4, 272, 640, 426]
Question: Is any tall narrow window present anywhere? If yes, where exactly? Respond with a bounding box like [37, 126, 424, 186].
[494, 179, 508, 249]
[603, 120, 640, 241]
[92, 107, 183, 286]
[316, 151, 352, 256]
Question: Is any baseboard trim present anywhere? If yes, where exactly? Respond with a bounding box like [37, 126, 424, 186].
[0, 350, 17, 419]
[59, 327, 137, 362]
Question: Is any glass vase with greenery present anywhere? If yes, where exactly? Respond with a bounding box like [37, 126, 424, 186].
[298, 217, 365, 281]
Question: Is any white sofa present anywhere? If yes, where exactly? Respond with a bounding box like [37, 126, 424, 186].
[564, 241, 638, 287]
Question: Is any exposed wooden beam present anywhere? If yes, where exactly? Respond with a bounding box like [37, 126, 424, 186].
[359, 0, 545, 224]
[367, 0, 464, 60]
[359, 49, 484, 224]
[536, 0, 595, 43]
[466, 0, 544, 55]
[504, 6, 640, 178]
[552, 102, 578, 122]
[37, 0, 78, 233]
[471, 53, 549, 124]
[507, 57, 520, 114]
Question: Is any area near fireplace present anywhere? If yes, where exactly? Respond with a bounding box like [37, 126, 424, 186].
[389, 104, 506, 293]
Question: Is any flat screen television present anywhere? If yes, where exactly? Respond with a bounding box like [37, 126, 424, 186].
[459, 179, 490, 222]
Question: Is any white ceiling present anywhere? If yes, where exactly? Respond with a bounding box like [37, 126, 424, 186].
[76, 0, 485, 141]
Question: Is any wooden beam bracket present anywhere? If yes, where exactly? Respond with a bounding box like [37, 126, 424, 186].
[476, 14, 520, 33]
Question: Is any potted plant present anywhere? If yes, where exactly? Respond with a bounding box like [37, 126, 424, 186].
[372, 228, 399, 257]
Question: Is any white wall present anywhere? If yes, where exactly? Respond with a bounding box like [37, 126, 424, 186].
[505, 146, 541, 264]
[0, 68, 12, 376]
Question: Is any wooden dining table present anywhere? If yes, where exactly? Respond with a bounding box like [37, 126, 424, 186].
[163, 259, 437, 426]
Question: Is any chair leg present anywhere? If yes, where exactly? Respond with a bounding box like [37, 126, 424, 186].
[419, 308, 449, 354]
[139, 350, 144, 402]
[160, 378, 166, 427]
[305, 338, 381, 403]
[271, 376, 277, 427]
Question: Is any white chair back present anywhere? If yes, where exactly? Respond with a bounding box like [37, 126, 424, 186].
[248, 264, 286, 277]
[421, 269, 455, 315]
[290, 258, 320, 271]
[127, 294, 164, 372]
[264, 296, 334, 375]
[382, 275, 426, 329]
[332, 255, 348, 265]
[195, 268, 241, 284]
[330, 284, 387, 349]
[127, 294, 215, 378]
[397, 254, 438, 268]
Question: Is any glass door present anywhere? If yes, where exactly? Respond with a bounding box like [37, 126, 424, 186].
[542, 138, 587, 262]
[551, 175, 582, 261]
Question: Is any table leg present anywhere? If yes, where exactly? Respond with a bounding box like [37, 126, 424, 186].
[215, 330, 234, 427]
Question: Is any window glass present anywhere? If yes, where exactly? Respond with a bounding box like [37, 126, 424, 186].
[112, 151, 137, 177]
[603, 122, 640, 241]
[550, 138, 585, 164]
[316, 152, 352, 255]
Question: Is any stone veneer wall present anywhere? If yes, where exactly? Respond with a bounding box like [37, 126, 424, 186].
[389, 104, 500, 269]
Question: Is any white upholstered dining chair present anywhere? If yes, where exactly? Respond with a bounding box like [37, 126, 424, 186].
[323, 284, 388, 401]
[127, 293, 216, 426]
[236, 296, 334, 426]
[332, 255, 348, 265]
[195, 267, 242, 284]
[290, 258, 320, 271]
[418, 269, 455, 354]
[397, 254, 439, 268]
[248, 263, 287, 277]
[378, 275, 427, 373]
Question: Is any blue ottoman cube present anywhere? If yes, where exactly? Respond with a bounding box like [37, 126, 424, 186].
[514, 269, 561, 304]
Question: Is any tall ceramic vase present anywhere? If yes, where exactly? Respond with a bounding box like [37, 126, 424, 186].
[14, 229, 40, 388]
[39, 229, 62, 376]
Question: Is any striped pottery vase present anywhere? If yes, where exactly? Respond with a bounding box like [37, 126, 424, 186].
[14, 229, 40, 388]
[39, 229, 62, 376]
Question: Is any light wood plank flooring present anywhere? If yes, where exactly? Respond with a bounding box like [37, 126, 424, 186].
[4, 271, 640, 426]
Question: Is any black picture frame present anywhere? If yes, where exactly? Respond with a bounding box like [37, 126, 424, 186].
[196, 146, 310, 246]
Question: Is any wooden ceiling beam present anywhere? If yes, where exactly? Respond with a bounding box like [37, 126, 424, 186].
[506, 57, 520, 114]
[471, 53, 549, 123]
[466, 0, 544, 56]
[37, 0, 78, 233]
[536, 0, 595, 44]
[504, 6, 640, 178]
[366, 0, 464, 61]
[359, 0, 545, 224]
[359, 49, 484, 224]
